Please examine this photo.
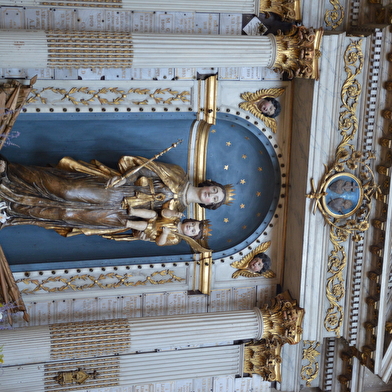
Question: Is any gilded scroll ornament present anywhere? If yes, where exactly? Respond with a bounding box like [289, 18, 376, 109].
[16, 269, 185, 294]
[239, 88, 284, 133]
[306, 40, 379, 336]
[27, 86, 190, 107]
[325, 0, 344, 30]
[301, 341, 320, 386]
[272, 26, 323, 80]
[230, 241, 276, 279]
[259, 0, 301, 22]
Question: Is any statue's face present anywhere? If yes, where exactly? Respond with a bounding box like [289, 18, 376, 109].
[248, 257, 264, 272]
[198, 186, 224, 205]
[181, 221, 200, 237]
[258, 99, 276, 116]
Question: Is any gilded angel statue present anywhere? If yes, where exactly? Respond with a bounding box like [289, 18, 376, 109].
[239, 88, 284, 133]
[230, 241, 276, 279]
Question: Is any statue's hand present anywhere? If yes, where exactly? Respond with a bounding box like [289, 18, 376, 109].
[162, 226, 171, 235]
[138, 232, 148, 241]
[106, 176, 126, 188]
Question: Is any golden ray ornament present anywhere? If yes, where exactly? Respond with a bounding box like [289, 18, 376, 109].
[230, 241, 276, 279]
[239, 88, 285, 133]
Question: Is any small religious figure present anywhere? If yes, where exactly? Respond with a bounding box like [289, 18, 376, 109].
[327, 198, 353, 214]
[230, 241, 275, 279]
[328, 179, 358, 194]
[239, 88, 284, 133]
[0, 155, 234, 238]
[102, 207, 211, 252]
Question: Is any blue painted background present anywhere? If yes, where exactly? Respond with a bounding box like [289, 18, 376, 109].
[2, 111, 280, 271]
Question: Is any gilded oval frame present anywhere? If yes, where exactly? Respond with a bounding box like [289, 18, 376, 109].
[321, 173, 363, 219]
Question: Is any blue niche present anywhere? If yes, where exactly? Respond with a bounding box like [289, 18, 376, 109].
[2, 111, 280, 271]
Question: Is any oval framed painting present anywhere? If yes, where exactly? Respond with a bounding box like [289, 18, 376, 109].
[321, 173, 363, 219]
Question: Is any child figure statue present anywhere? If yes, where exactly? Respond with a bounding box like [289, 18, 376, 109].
[103, 207, 211, 252]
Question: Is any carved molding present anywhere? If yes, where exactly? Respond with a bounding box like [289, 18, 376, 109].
[27, 86, 191, 107]
[306, 40, 379, 337]
[16, 269, 185, 294]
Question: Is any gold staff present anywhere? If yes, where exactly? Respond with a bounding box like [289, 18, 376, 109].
[106, 139, 183, 188]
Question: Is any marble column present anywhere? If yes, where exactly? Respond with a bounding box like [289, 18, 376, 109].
[0, 0, 260, 14]
[1, 345, 243, 391]
[0, 30, 276, 69]
[2, 309, 263, 366]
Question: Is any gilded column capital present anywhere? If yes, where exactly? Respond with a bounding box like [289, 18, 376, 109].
[259, 291, 305, 344]
[259, 0, 301, 22]
[272, 25, 323, 80]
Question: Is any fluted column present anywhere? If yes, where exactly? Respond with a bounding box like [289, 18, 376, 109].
[2, 309, 263, 366]
[1, 345, 243, 391]
[129, 309, 263, 351]
[0, 30, 276, 69]
[0, 0, 260, 14]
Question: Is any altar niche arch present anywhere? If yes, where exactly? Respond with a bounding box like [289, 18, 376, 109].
[1, 111, 281, 271]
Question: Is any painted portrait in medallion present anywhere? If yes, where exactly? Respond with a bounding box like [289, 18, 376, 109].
[321, 173, 363, 219]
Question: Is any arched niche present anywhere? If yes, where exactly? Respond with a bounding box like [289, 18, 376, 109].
[1, 111, 281, 271]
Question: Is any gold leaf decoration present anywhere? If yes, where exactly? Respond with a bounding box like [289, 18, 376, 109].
[16, 270, 185, 294]
[239, 88, 285, 133]
[306, 40, 379, 337]
[231, 241, 276, 279]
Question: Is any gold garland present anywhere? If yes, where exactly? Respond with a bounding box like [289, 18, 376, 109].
[27, 86, 190, 106]
[325, 0, 344, 30]
[306, 40, 379, 336]
[16, 269, 185, 294]
[300, 340, 320, 386]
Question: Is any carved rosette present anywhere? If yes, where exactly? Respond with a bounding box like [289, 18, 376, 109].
[259, 0, 301, 22]
[272, 26, 323, 80]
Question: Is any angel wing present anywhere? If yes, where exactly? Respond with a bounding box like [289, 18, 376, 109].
[239, 102, 278, 132]
[239, 88, 284, 133]
[240, 88, 285, 102]
[231, 268, 276, 279]
[230, 241, 271, 270]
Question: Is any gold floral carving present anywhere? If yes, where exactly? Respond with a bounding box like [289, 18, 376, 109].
[306, 40, 379, 336]
[239, 88, 285, 133]
[230, 241, 276, 279]
[301, 341, 320, 386]
[27, 86, 190, 106]
[16, 269, 185, 294]
[244, 339, 283, 381]
[259, 0, 301, 22]
[325, 0, 345, 30]
[273, 26, 323, 80]
[260, 291, 305, 345]
[244, 292, 305, 382]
